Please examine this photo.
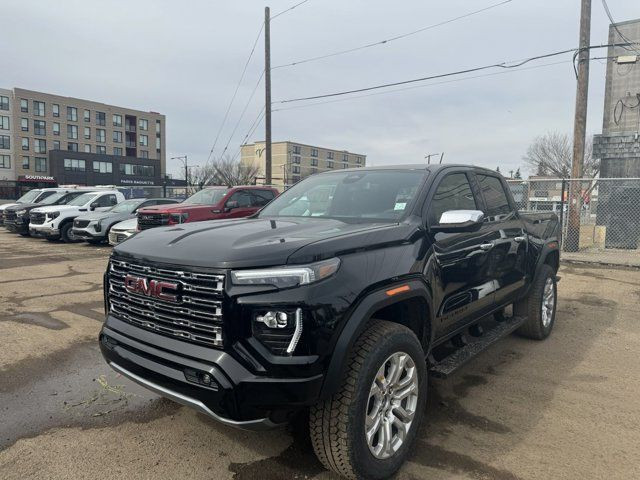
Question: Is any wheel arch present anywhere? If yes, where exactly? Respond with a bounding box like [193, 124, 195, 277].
[319, 279, 432, 399]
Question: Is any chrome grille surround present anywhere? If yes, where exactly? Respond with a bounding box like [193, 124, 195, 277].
[107, 258, 225, 347]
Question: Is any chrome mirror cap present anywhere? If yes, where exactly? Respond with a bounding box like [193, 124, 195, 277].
[439, 210, 484, 225]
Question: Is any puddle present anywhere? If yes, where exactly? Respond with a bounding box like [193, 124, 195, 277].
[7, 312, 69, 330]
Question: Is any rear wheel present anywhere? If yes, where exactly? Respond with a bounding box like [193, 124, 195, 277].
[309, 320, 427, 479]
[514, 264, 557, 340]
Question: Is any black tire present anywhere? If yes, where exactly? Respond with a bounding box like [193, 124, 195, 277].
[60, 222, 77, 243]
[309, 320, 427, 480]
[514, 264, 557, 340]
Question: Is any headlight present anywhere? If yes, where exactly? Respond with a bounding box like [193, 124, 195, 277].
[231, 258, 340, 289]
[169, 213, 189, 224]
[16, 209, 27, 216]
[47, 212, 60, 220]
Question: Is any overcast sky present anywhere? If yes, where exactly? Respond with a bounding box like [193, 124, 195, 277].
[2, 0, 639, 177]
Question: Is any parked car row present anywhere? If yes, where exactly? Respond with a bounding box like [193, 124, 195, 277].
[1, 185, 281, 246]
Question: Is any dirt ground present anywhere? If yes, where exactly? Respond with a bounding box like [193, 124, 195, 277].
[1, 228, 639, 480]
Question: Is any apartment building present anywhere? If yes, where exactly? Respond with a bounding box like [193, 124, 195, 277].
[0, 87, 166, 191]
[241, 141, 366, 189]
[0, 88, 15, 181]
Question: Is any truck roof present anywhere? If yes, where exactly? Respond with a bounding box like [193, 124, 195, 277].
[333, 164, 501, 175]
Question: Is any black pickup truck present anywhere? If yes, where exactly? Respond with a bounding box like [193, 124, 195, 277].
[100, 165, 560, 479]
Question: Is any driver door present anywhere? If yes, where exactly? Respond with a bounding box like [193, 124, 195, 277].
[224, 190, 254, 218]
[425, 171, 498, 337]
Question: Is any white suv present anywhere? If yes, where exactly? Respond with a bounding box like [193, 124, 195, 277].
[30, 190, 125, 242]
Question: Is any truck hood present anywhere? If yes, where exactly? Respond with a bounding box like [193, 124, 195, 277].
[137, 203, 194, 213]
[113, 217, 417, 269]
[111, 217, 138, 232]
[75, 211, 131, 223]
[0, 203, 19, 211]
[31, 205, 80, 214]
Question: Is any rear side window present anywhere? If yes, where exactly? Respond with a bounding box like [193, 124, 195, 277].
[476, 175, 511, 217]
[429, 173, 477, 225]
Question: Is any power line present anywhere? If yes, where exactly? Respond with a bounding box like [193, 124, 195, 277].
[231, 107, 266, 162]
[218, 70, 265, 159]
[273, 55, 618, 113]
[272, 0, 311, 20]
[601, 0, 640, 55]
[206, 22, 264, 166]
[272, 0, 513, 69]
[275, 47, 579, 104]
[274, 44, 631, 105]
[273, 59, 573, 112]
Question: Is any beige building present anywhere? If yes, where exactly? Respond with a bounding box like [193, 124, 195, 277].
[0, 87, 165, 191]
[241, 141, 366, 189]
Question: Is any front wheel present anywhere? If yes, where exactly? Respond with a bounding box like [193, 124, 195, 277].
[310, 320, 427, 480]
[60, 223, 79, 243]
[514, 264, 557, 340]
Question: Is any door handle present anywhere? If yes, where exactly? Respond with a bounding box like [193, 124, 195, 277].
[480, 243, 494, 251]
[514, 236, 526, 243]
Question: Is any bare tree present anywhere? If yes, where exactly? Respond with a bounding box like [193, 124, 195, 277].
[211, 156, 261, 187]
[188, 164, 218, 191]
[523, 131, 598, 178]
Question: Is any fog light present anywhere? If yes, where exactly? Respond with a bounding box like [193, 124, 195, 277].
[255, 311, 288, 328]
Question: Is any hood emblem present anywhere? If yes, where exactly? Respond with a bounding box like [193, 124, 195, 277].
[124, 274, 179, 302]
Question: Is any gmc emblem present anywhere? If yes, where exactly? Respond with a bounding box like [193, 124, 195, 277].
[124, 274, 179, 302]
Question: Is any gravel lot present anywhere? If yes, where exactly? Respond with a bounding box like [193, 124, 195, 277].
[1, 228, 639, 480]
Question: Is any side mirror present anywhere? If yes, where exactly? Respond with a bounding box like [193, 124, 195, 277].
[225, 200, 239, 212]
[431, 210, 484, 233]
[90, 201, 99, 211]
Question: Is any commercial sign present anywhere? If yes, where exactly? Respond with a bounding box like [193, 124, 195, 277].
[18, 175, 56, 183]
[120, 178, 155, 186]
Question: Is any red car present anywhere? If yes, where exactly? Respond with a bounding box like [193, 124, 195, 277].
[136, 186, 279, 230]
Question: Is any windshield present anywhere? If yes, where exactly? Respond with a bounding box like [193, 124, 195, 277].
[40, 192, 66, 205]
[67, 192, 98, 206]
[258, 170, 425, 222]
[108, 199, 141, 213]
[183, 188, 228, 205]
[17, 190, 42, 203]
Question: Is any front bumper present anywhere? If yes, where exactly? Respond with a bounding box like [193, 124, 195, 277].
[72, 226, 105, 240]
[100, 315, 324, 429]
[29, 223, 59, 237]
[4, 218, 28, 233]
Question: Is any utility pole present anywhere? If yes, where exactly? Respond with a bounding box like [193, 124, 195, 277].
[264, 6, 272, 185]
[565, 0, 591, 252]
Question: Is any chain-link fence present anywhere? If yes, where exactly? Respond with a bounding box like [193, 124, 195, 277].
[507, 178, 640, 267]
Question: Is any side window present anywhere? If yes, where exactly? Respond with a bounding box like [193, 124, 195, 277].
[476, 174, 512, 218]
[227, 190, 252, 208]
[251, 189, 275, 207]
[429, 173, 477, 225]
[96, 194, 117, 207]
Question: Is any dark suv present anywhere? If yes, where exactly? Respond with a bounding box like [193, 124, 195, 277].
[135, 186, 279, 230]
[100, 165, 560, 479]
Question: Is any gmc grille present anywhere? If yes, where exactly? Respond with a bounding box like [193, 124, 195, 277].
[107, 258, 225, 348]
[74, 219, 90, 228]
[137, 213, 169, 230]
[30, 212, 46, 225]
[4, 211, 17, 221]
